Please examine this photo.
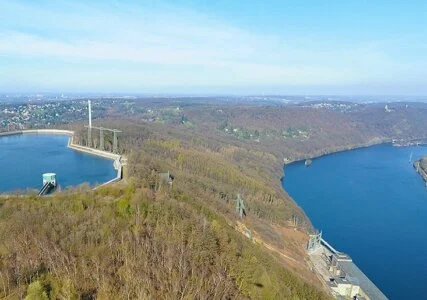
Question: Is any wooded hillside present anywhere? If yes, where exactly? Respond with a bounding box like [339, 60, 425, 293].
[2, 99, 427, 299]
[0, 178, 329, 299]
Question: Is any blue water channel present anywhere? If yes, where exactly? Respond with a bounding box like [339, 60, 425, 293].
[0, 134, 117, 193]
[282, 144, 427, 300]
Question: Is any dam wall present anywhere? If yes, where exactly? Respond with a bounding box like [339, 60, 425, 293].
[0, 130, 23, 137]
[0, 129, 124, 189]
[23, 129, 74, 135]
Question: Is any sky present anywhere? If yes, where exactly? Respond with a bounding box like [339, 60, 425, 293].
[0, 0, 426, 95]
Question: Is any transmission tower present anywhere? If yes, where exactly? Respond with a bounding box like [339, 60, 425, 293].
[236, 194, 246, 218]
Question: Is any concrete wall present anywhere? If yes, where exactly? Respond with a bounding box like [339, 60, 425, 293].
[0, 131, 23, 137]
[68, 138, 120, 161]
[1, 129, 124, 189]
[68, 137, 123, 188]
[22, 129, 74, 135]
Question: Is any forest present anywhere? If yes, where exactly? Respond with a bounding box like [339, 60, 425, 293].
[0, 182, 332, 299]
[2, 98, 427, 299]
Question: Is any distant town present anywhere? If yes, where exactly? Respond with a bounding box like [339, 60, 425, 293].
[3, 93, 426, 133]
[0, 96, 139, 131]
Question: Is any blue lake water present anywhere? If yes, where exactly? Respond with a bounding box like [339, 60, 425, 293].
[0, 134, 117, 192]
[282, 144, 427, 300]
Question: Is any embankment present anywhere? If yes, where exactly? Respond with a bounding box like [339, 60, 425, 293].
[414, 158, 427, 183]
[0, 130, 23, 137]
[0, 129, 124, 188]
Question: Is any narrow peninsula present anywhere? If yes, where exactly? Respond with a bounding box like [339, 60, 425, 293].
[414, 157, 427, 183]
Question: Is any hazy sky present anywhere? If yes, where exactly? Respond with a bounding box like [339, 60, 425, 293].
[0, 0, 426, 95]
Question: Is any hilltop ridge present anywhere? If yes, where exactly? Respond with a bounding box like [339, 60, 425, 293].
[1, 98, 427, 299]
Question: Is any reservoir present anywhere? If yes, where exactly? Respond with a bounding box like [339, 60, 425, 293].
[282, 144, 427, 300]
[0, 134, 117, 193]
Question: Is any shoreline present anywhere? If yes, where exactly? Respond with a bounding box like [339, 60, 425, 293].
[281, 139, 397, 299]
[281, 139, 427, 299]
[414, 159, 427, 183]
[284, 135, 427, 166]
[283, 137, 390, 166]
[0, 129, 124, 192]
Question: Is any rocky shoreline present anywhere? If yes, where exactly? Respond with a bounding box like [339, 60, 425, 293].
[414, 157, 427, 183]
